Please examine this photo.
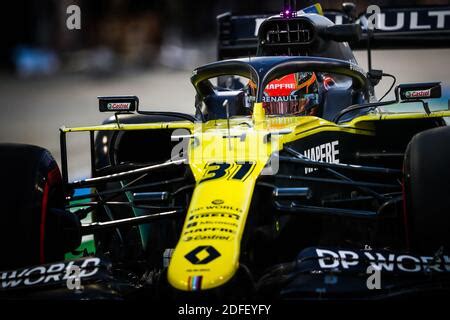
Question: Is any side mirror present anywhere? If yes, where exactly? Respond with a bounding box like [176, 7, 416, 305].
[397, 82, 442, 100]
[320, 24, 362, 42]
[98, 96, 138, 112]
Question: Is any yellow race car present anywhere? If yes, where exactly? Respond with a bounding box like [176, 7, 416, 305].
[1, 2, 450, 301]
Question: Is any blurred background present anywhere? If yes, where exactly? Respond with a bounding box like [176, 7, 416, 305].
[0, 0, 449, 179]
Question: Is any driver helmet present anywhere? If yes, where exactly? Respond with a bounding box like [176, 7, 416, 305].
[263, 72, 320, 116]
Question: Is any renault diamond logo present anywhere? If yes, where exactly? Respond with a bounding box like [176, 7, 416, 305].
[185, 246, 221, 264]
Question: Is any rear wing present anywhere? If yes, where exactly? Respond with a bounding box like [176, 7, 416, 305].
[217, 5, 450, 59]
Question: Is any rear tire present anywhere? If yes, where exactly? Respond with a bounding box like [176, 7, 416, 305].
[0, 144, 78, 269]
[404, 126, 450, 254]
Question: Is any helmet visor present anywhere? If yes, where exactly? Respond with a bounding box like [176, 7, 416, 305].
[263, 93, 319, 115]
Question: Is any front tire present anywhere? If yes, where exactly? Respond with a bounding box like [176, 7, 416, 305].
[0, 144, 79, 269]
[404, 126, 450, 254]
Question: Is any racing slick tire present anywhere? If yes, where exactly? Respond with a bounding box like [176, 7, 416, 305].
[0, 144, 80, 269]
[404, 126, 450, 254]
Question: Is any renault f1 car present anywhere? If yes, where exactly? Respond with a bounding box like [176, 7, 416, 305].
[1, 2, 450, 300]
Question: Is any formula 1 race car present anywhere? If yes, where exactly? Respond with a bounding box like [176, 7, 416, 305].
[1, 2, 450, 301]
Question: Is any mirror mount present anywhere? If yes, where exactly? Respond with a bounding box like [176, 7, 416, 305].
[98, 95, 139, 128]
[396, 82, 442, 101]
[98, 95, 138, 113]
[395, 82, 442, 115]
[334, 82, 442, 122]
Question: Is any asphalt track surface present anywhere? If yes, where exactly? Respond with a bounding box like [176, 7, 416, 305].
[1, 49, 449, 180]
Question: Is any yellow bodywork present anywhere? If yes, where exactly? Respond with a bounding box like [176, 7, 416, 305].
[62, 108, 450, 291]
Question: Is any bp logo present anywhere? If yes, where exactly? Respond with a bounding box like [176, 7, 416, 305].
[185, 246, 221, 264]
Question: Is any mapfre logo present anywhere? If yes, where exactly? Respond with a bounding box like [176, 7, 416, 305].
[304, 140, 340, 174]
[264, 74, 297, 97]
[266, 83, 296, 90]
